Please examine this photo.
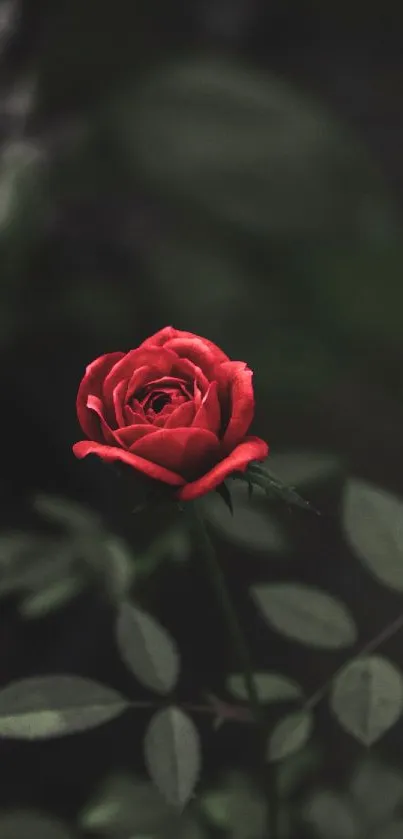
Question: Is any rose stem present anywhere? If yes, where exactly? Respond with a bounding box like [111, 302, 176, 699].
[186, 499, 278, 839]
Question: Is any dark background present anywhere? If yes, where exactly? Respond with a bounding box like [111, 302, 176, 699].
[1, 1, 403, 837]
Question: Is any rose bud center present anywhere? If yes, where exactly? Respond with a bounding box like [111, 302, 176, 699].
[138, 381, 191, 423]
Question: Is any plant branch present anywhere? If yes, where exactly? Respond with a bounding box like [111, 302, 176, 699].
[305, 610, 403, 711]
[186, 501, 262, 722]
[127, 697, 254, 723]
[185, 499, 278, 838]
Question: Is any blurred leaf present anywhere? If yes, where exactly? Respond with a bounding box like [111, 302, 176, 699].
[251, 583, 357, 648]
[0, 140, 45, 249]
[34, 494, 101, 533]
[174, 815, 207, 839]
[204, 480, 289, 553]
[227, 672, 304, 704]
[0, 676, 128, 738]
[103, 537, 136, 601]
[350, 758, 403, 827]
[19, 575, 84, 619]
[144, 707, 201, 808]
[0, 531, 78, 598]
[277, 745, 321, 799]
[375, 821, 403, 839]
[0, 1, 20, 55]
[303, 790, 361, 839]
[135, 526, 191, 578]
[267, 710, 313, 762]
[0, 532, 37, 565]
[343, 479, 403, 592]
[116, 56, 391, 241]
[0, 810, 76, 839]
[164, 525, 191, 564]
[199, 771, 267, 839]
[199, 790, 231, 829]
[330, 655, 403, 745]
[80, 772, 176, 837]
[116, 602, 180, 695]
[266, 451, 343, 488]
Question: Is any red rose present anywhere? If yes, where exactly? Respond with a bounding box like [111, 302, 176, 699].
[73, 327, 268, 501]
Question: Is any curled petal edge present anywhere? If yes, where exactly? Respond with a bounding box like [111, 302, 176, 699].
[176, 436, 269, 501]
[72, 441, 186, 486]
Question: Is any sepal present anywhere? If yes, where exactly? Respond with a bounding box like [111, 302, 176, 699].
[215, 482, 234, 515]
[233, 461, 320, 514]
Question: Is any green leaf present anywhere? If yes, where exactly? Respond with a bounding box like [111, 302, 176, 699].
[246, 463, 318, 514]
[303, 791, 361, 839]
[267, 710, 313, 762]
[0, 532, 39, 567]
[350, 758, 403, 827]
[266, 450, 342, 488]
[0, 811, 76, 839]
[0, 530, 80, 598]
[0, 140, 47, 288]
[277, 745, 321, 799]
[330, 655, 403, 745]
[343, 479, 403, 591]
[216, 482, 234, 515]
[204, 480, 289, 553]
[251, 583, 357, 648]
[80, 773, 176, 836]
[116, 602, 180, 695]
[19, 576, 84, 619]
[0, 676, 128, 738]
[199, 771, 267, 839]
[199, 790, 232, 829]
[33, 494, 101, 533]
[103, 536, 136, 601]
[144, 706, 201, 808]
[227, 672, 304, 703]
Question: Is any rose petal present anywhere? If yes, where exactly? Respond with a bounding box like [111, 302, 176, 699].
[163, 337, 219, 377]
[125, 365, 153, 401]
[140, 327, 229, 365]
[87, 395, 117, 444]
[193, 381, 203, 411]
[76, 352, 124, 440]
[103, 347, 178, 411]
[124, 405, 147, 425]
[192, 381, 221, 434]
[112, 380, 128, 427]
[215, 360, 248, 393]
[139, 326, 179, 349]
[126, 368, 187, 403]
[171, 357, 210, 395]
[131, 427, 220, 477]
[221, 366, 255, 451]
[72, 441, 185, 486]
[142, 376, 189, 392]
[164, 401, 195, 428]
[177, 436, 269, 500]
[115, 424, 156, 447]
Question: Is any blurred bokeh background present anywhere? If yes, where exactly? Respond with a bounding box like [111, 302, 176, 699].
[1, 1, 403, 837]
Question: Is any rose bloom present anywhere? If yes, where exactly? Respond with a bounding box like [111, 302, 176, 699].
[73, 327, 268, 501]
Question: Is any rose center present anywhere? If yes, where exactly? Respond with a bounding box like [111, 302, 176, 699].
[137, 385, 190, 423]
[150, 392, 171, 413]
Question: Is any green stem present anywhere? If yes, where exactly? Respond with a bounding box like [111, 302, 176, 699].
[187, 500, 278, 837]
